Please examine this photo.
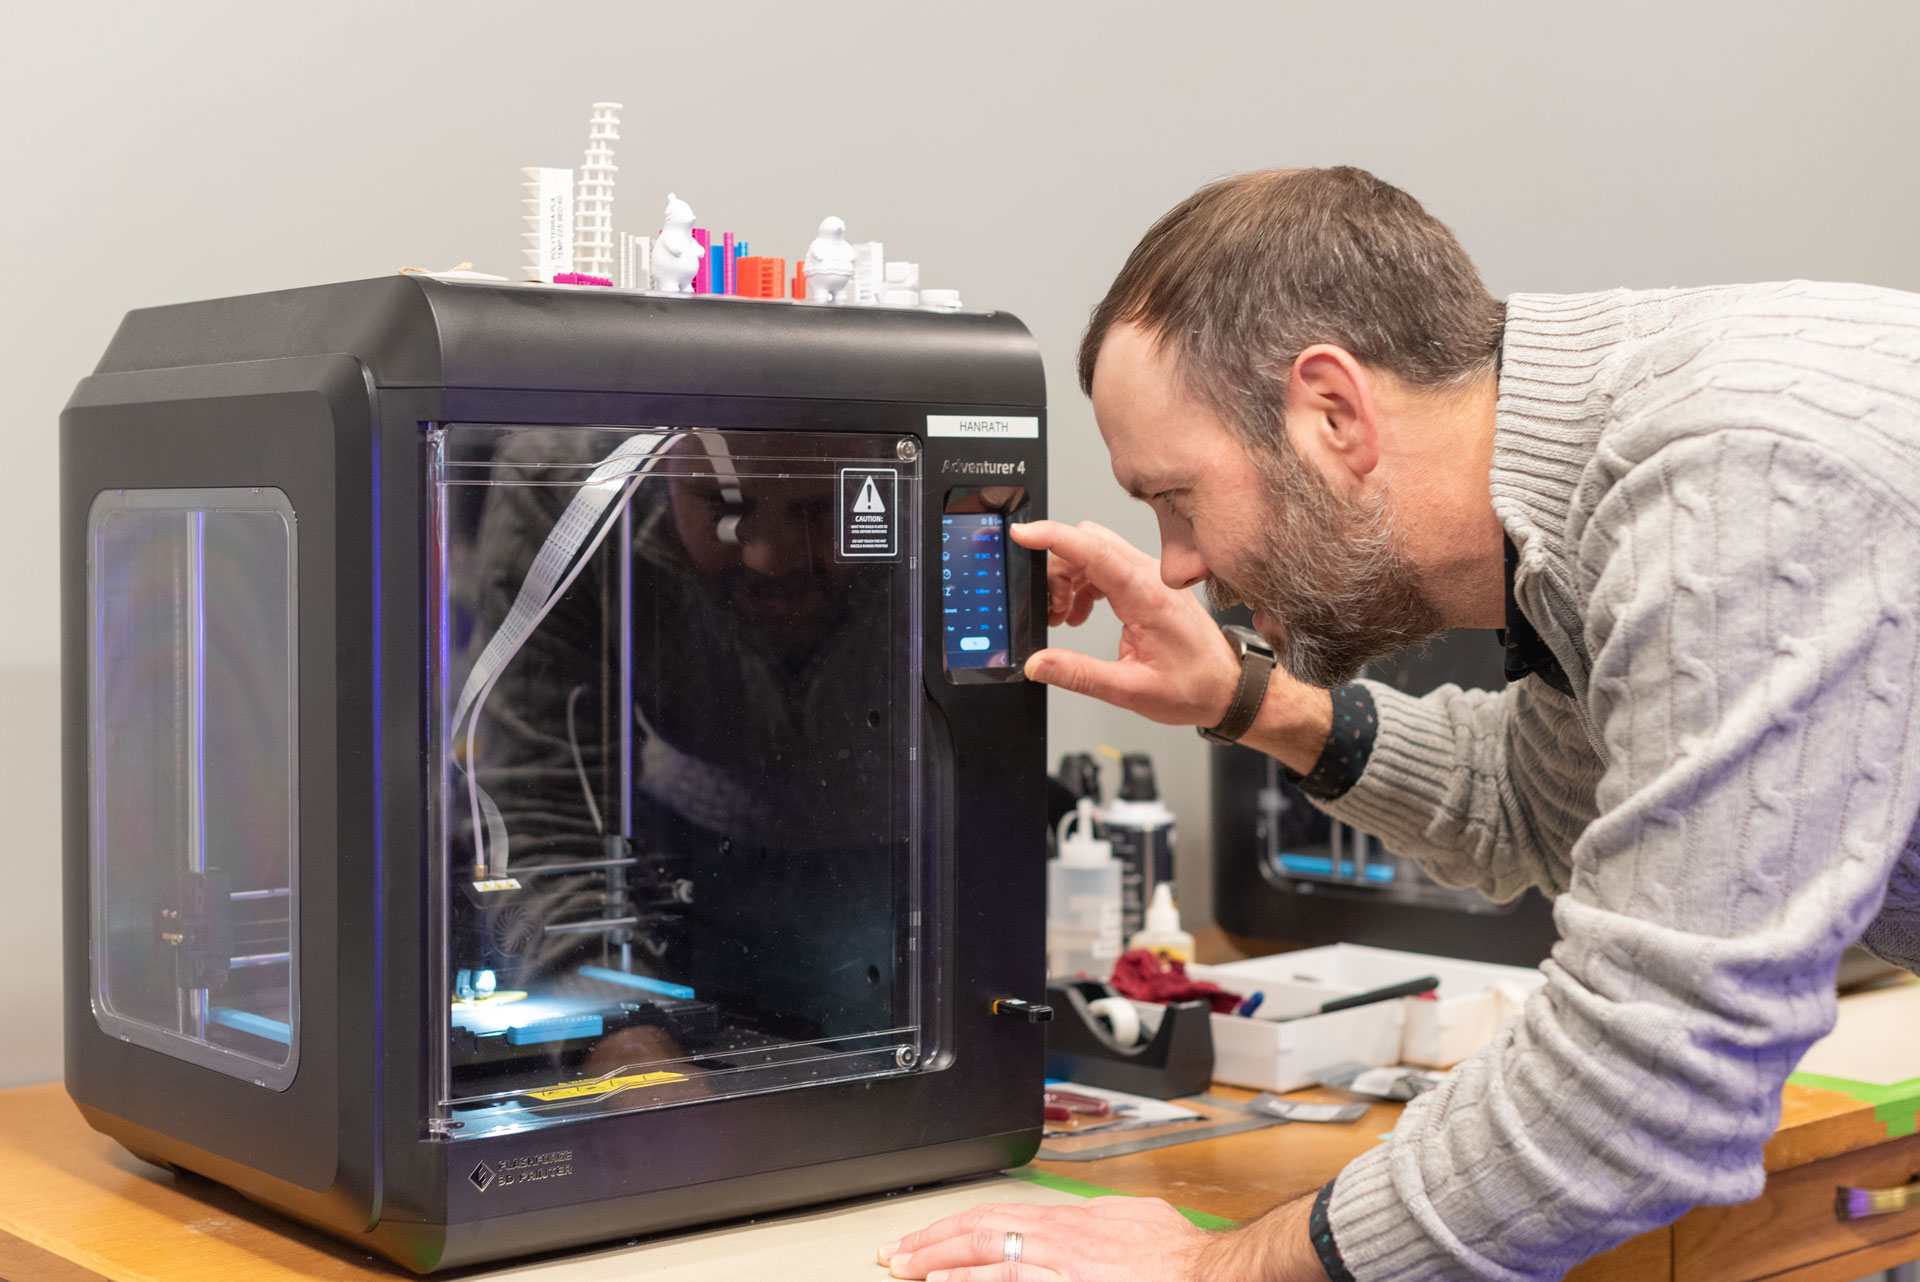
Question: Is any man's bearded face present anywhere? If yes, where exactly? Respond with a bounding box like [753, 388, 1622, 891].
[1206, 441, 1443, 688]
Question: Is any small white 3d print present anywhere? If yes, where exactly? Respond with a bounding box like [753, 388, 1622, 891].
[804, 216, 857, 304]
[650, 194, 706, 293]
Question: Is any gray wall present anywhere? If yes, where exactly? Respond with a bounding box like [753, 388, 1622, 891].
[4, 1, 1917, 1089]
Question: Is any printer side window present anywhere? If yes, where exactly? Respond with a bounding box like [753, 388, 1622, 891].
[86, 488, 301, 1087]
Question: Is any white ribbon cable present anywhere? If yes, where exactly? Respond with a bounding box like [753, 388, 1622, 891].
[454, 430, 679, 875]
[474, 785, 509, 879]
[565, 684, 606, 836]
[696, 430, 746, 544]
[451, 432, 666, 738]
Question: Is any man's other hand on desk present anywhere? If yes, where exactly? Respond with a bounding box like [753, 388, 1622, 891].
[877, 1192, 1330, 1281]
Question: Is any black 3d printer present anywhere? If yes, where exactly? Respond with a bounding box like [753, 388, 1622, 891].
[1210, 622, 1559, 967]
[60, 277, 1051, 1271]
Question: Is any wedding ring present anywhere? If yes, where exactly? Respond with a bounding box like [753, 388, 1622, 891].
[1003, 1230, 1024, 1263]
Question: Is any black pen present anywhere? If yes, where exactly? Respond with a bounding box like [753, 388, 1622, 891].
[1281, 975, 1440, 1021]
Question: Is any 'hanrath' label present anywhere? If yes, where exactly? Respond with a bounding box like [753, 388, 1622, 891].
[927, 415, 1040, 439]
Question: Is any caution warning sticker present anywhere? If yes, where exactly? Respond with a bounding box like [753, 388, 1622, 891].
[839, 467, 899, 559]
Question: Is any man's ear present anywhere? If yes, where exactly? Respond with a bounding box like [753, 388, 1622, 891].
[1286, 345, 1379, 481]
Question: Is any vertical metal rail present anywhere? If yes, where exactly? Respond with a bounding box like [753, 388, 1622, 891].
[616, 500, 634, 972]
[427, 427, 457, 1127]
[183, 511, 209, 1040]
[905, 448, 925, 1069]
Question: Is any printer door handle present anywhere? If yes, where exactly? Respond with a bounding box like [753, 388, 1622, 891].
[1836, 1178, 1920, 1220]
[991, 998, 1053, 1023]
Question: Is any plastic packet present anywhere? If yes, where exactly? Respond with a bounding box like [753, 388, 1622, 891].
[1245, 1093, 1370, 1123]
[1313, 1060, 1447, 1101]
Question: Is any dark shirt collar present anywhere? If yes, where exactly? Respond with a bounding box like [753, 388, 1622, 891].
[1500, 536, 1573, 696]
[1487, 322, 1572, 698]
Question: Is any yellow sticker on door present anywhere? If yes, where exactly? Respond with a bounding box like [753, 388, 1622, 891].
[524, 1070, 690, 1103]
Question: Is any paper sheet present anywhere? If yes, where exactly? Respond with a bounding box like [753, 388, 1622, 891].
[1793, 980, 1920, 1086]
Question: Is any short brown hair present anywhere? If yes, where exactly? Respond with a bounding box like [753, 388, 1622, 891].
[1079, 167, 1503, 448]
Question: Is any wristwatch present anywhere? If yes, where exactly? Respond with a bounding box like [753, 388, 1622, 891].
[1198, 624, 1277, 746]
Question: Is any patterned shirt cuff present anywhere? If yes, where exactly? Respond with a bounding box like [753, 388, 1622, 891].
[1283, 682, 1377, 801]
[1309, 1178, 1358, 1282]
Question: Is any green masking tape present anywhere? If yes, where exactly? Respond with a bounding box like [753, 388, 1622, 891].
[1787, 1071, 1920, 1139]
[1004, 1167, 1240, 1231]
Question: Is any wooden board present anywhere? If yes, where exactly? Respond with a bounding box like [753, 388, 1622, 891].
[1566, 1230, 1673, 1282]
[1755, 1227, 1920, 1282]
[1673, 1131, 1920, 1282]
[1032, 1085, 1395, 1221]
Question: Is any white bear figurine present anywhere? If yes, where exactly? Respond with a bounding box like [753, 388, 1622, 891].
[804, 216, 857, 304]
[650, 193, 705, 293]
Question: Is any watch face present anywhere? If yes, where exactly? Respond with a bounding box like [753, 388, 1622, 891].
[1224, 624, 1273, 661]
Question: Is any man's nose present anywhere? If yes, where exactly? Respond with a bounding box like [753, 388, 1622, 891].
[1159, 539, 1208, 591]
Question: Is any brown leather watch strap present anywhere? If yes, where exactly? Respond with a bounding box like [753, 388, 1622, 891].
[1199, 625, 1275, 746]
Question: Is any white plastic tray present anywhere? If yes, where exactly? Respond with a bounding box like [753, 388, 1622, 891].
[1183, 944, 1546, 1091]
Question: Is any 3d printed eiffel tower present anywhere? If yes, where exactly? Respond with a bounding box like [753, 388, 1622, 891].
[574, 103, 622, 281]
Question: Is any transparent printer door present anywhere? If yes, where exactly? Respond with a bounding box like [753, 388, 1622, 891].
[429, 425, 928, 1138]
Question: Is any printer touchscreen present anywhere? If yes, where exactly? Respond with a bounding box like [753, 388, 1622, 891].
[941, 512, 1010, 669]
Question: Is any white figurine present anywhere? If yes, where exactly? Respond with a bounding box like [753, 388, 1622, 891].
[651, 193, 705, 293]
[804, 216, 857, 304]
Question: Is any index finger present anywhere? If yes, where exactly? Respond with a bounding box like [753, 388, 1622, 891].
[1010, 520, 1165, 613]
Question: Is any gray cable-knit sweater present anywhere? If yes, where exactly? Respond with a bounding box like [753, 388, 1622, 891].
[1320, 282, 1920, 1282]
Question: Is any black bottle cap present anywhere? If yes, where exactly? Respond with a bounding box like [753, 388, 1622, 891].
[1056, 752, 1103, 804]
[1118, 752, 1159, 802]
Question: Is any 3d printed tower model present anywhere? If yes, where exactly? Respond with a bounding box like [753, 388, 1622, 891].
[574, 103, 622, 281]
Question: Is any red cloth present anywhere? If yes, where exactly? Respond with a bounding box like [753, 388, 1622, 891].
[1108, 949, 1241, 1013]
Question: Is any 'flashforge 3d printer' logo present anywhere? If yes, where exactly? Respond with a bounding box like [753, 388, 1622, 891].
[469, 1150, 575, 1193]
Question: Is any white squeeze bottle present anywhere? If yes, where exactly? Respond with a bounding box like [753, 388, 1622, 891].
[1128, 882, 1196, 963]
[1048, 798, 1125, 978]
[1099, 752, 1178, 941]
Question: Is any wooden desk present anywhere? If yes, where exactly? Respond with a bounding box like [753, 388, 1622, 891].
[5, 982, 1919, 1280]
